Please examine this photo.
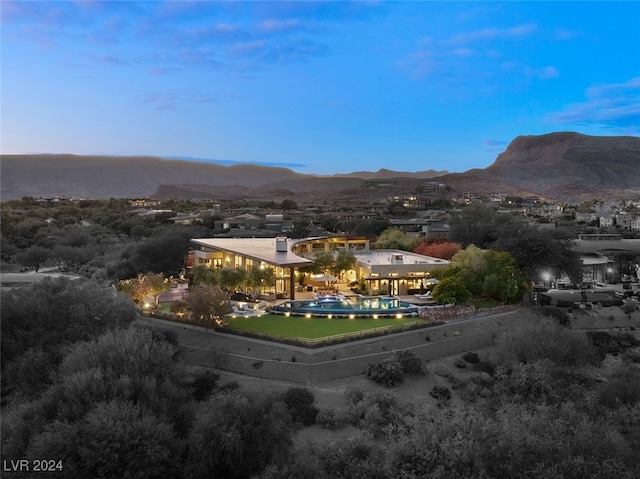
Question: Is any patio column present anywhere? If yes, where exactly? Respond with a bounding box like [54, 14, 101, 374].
[289, 268, 296, 300]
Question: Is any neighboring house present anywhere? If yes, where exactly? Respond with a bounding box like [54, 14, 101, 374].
[599, 215, 615, 228]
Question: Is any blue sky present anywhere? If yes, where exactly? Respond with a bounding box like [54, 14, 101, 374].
[2, 1, 639, 175]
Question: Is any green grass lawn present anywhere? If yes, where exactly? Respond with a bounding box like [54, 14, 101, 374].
[226, 314, 421, 340]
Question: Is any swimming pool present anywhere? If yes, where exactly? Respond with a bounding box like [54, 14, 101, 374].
[270, 295, 419, 318]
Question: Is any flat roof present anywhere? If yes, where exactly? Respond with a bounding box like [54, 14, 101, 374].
[353, 249, 449, 266]
[191, 238, 313, 268]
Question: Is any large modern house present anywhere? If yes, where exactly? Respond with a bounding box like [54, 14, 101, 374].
[190, 236, 449, 299]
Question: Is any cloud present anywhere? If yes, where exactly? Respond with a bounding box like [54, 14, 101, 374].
[449, 23, 537, 45]
[137, 89, 221, 110]
[229, 38, 328, 63]
[257, 18, 302, 34]
[524, 66, 559, 80]
[546, 77, 640, 131]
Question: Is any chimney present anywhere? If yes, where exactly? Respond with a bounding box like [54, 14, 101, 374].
[275, 237, 288, 252]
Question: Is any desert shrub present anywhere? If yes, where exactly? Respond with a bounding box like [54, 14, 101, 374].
[455, 359, 467, 369]
[542, 306, 571, 327]
[463, 351, 480, 364]
[282, 387, 319, 426]
[316, 408, 348, 430]
[344, 386, 365, 405]
[190, 372, 220, 401]
[587, 331, 640, 358]
[430, 364, 453, 380]
[317, 435, 390, 479]
[366, 357, 404, 387]
[394, 350, 424, 375]
[475, 361, 495, 376]
[622, 302, 638, 314]
[430, 385, 451, 401]
[601, 298, 624, 307]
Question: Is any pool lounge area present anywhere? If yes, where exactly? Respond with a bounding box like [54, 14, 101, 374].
[270, 295, 420, 319]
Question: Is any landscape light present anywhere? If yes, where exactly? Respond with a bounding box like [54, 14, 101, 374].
[373, 314, 379, 319]
[349, 314, 355, 319]
[305, 313, 311, 318]
[327, 314, 333, 319]
[396, 313, 403, 319]
[284, 312, 290, 317]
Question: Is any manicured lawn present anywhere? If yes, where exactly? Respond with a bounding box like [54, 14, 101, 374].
[226, 314, 421, 340]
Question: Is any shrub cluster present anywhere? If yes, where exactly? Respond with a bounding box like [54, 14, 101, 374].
[366, 350, 425, 387]
[282, 387, 319, 426]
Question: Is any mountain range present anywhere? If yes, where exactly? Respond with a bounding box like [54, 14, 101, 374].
[1, 132, 639, 202]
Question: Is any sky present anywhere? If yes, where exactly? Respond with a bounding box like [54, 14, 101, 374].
[1, 1, 639, 175]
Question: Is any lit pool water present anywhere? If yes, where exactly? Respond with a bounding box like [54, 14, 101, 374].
[270, 296, 419, 318]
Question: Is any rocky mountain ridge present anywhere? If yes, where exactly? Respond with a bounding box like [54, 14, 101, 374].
[1, 132, 638, 201]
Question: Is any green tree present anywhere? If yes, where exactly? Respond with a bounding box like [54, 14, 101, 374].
[123, 272, 169, 308]
[249, 265, 276, 294]
[331, 249, 356, 279]
[372, 228, 419, 251]
[218, 267, 249, 293]
[431, 276, 472, 304]
[482, 250, 528, 302]
[15, 245, 51, 272]
[190, 264, 221, 285]
[187, 392, 292, 479]
[25, 399, 182, 479]
[1, 278, 138, 399]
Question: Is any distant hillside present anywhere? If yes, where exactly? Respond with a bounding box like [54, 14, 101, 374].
[2, 133, 638, 201]
[0, 154, 449, 200]
[441, 132, 640, 200]
[333, 168, 447, 180]
[0, 154, 306, 199]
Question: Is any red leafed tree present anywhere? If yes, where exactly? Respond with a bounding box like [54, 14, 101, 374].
[413, 239, 461, 260]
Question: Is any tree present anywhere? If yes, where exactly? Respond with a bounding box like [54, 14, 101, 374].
[15, 245, 51, 272]
[431, 276, 472, 305]
[218, 267, 249, 293]
[413, 239, 461, 260]
[306, 251, 335, 275]
[280, 199, 298, 210]
[1, 278, 138, 399]
[184, 285, 232, 323]
[492, 226, 582, 284]
[332, 249, 356, 279]
[482, 250, 528, 303]
[123, 272, 169, 308]
[2, 325, 194, 466]
[373, 228, 419, 251]
[187, 392, 292, 479]
[25, 399, 183, 479]
[190, 264, 220, 286]
[249, 265, 275, 294]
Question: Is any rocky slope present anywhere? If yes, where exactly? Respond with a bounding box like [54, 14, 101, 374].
[441, 132, 640, 200]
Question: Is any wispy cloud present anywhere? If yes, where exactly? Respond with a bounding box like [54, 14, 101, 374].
[137, 89, 221, 110]
[449, 23, 537, 45]
[547, 77, 640, 132]
[524, 66, 559, 80]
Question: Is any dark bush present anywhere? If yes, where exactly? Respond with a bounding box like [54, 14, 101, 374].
[462, 352, 480, 364]
[542, 306, 571, 327]
[430, 385, 451, 401]
[394, 350, 424, 375]
[366, 357, 404, 387]
[283, 387, 319, 426]
[587, 331, 640, 357]
[190, 372, 220, 401]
